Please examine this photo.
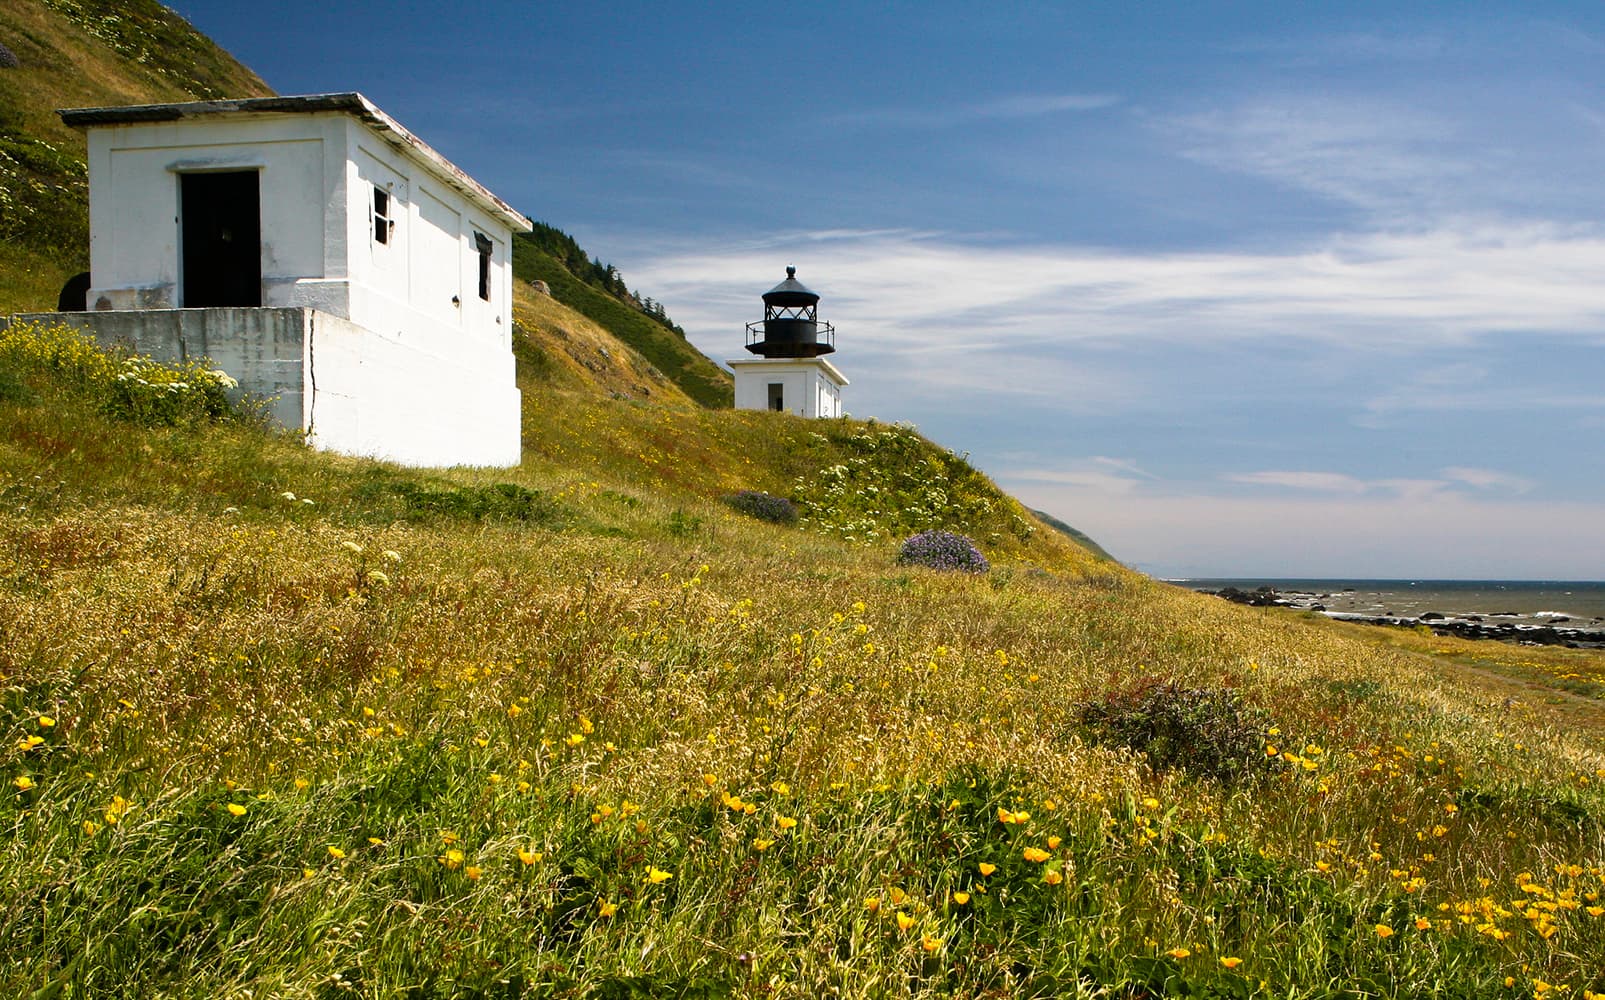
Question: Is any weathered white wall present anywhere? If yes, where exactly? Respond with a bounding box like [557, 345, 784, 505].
[303, 310, 520, 467]
[12, 307, 521, 467]
[84, 113, 348, 313]
[342, 123, 516, 403]
[729, 358, 848, 418]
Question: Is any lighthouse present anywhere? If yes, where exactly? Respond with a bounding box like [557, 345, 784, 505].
[729, 266, 848, 418]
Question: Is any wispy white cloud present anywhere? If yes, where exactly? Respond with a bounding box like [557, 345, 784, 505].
[1358, 363, 1605, 426]
[1092, 456, 1159, 480]
[1441, 466, 1536, 493]
[1224, 29, 1454, 63]
[621, 223, 1605, 358]
[824, 92, 1119, 129]
[1166, 95, 1477, 218]
[1227, 471, 1369, 494]
[1004, 467, 1146, 496]
[1225, 467, 1535, 500]
[1166, 93, 1605, 234]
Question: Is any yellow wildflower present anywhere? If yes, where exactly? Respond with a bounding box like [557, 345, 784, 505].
[226, 803, 247, 817]
[326, 845, 346, 860]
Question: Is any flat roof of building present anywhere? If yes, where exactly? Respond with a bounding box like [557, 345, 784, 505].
[59, 92, 532, 232]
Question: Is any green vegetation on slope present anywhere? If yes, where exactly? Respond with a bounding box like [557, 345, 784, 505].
[0, 0, 272, 312]
[1032, 506, 1117, 563]
[511, 281, 698, 407]
[521, 221, 689, 336]
[514, 231, 734, 409]
[2, 322, 1603, 998]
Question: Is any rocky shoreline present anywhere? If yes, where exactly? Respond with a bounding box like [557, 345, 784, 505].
[1202, 585, 1605, 649]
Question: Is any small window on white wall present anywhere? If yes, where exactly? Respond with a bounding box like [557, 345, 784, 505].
[372, 186, 394, 245]
[474, 232, 493, 301]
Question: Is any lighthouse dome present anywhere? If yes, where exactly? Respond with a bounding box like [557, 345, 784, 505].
[761, 265, 820, 309]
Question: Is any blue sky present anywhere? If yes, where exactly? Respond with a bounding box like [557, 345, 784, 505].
[172, 1, 1605, 578]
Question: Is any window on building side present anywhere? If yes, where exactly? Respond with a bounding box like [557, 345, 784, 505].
[372, 187, 393, 245]
[475, 232, 493, 301]
[768, 383, 784, 411]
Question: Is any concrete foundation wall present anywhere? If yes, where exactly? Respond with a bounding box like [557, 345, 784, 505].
[8, 308, 520, 468]
[11, 308, 308, 429]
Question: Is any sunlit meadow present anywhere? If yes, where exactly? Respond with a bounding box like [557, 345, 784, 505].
[2, 322, 1603, 998]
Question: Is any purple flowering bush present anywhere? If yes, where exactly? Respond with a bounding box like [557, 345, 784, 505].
[896, 529, 989, 573]
[724, 490, 798, 525]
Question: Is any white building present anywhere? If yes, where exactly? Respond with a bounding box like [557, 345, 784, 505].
[730, 267, 847, 418]
[48, 92, 532, 467]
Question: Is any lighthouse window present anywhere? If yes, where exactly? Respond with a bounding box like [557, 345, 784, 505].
[767, 383, 785, 412]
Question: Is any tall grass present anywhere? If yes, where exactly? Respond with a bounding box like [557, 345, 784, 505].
[1, 327, 1602, 997]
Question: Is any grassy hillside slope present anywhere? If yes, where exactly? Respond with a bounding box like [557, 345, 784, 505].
[2, 320, 1603, 998]
[0, 0, 271, 312]
[513, 282, 699, 408]
[1031, 507, 1117, 564]
[513, 234, 734, 409]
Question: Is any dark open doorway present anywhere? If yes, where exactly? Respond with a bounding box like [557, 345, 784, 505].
[181, 171, 261, 307]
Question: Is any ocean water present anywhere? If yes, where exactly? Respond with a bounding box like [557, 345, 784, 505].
[1177, 579, 1605, 631]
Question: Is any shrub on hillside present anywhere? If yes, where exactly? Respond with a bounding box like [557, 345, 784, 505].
[723, 490, 797, 525]
[896, 529, 989, 573]
[1077, 679, 1279, 786]
[0, 320, 240, 426]
[790, 424, 1037, 545]
[359, 481, 562, 524]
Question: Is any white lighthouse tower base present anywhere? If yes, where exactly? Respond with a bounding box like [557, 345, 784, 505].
[729, 357, 849, 418]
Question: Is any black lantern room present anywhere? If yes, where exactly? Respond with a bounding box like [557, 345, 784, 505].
[745, 266, 835, 357]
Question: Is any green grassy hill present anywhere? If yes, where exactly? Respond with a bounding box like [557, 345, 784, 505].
[0, 0, 272, 312]
[513, 232, 734, 409]
[1031, 507, 1117, 563]
[3, 313, 1604, 997]
[3, 8, 1604, 996]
